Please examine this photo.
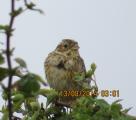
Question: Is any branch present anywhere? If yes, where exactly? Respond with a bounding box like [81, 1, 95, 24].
[6, 0, 16, 119]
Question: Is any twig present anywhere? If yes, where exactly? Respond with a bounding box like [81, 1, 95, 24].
[24, 0, 27, 5]
[122, 111, 136, 119]
[6, 0, 15, 119]
[55, 100, 71, 108]
[92, 74, 98, 88]
[12, 116, 22, 120]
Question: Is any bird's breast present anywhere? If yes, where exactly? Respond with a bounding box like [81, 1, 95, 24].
[45, 65, 73, 90]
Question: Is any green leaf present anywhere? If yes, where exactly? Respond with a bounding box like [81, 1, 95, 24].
[110, 99, 123, 119]
[2, 111, 8, 120]
[38, 89, 53, 97]
[122, 107, 132, 114]
[46, 89, 58, 107]
[31, 111, 39, 120]
[30, 73, 47, 86]
[15, 57, 27, 68]
[0, 67, 17, 82]
[0, 25, 9, 30]
[25, 2, 44, 14]
[0, 25, 13, 35]
[17, 73, 40, 97]
[95, 99, 110, 108]
[12, 93, 24, 102]
[74, 96, 95, 110]
[26, 2, 36, 9]
[86, 70, 93, 78]
[91, 63, 97, 72]
[86, 63, 97, 78]
[30, 102, 40, 111]
[111, 102, 122, 119]
[82, 82, 90, 89]
[75, 75, 84, 81]
[111, 103, 122, 111]
[72, 97, 94, 120]
[0, 67, 9, 81]
[74, 73, 85, 82]
[13, 99, 24, 111]
[10, 47, 15, 56]
[0, 53, 5, 64]
[2, 91, 8, 100]
[112, 99, 123, 104]
[0, 25, 5, 30]
[10, 7, 23, 17]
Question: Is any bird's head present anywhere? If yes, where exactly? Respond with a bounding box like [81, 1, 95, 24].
[55, 39, 79, 53]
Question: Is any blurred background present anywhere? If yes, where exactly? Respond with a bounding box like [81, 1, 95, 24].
[0, 0, 136, 116]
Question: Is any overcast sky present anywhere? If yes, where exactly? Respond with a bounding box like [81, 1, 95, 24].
[0, 0, 136, 116]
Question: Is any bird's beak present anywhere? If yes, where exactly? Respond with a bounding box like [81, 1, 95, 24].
[73, 44, 80, 50]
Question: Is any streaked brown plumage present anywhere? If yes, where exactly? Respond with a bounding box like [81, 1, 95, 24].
[44, 39, 87, 102]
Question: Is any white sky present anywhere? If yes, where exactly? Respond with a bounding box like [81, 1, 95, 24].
[0, 0, 136, 116]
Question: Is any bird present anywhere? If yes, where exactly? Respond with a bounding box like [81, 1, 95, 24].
[44, 39, 88, 103]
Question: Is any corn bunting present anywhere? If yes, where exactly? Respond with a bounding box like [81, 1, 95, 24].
[44, 39, 88, 103]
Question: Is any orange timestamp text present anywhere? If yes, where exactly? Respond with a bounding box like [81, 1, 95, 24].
[59, 90, 119, 97]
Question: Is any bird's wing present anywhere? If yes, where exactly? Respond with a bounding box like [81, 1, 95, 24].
[44, 51, 66, 67]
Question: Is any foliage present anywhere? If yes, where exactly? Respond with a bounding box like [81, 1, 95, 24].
[0, 0, 135, 120]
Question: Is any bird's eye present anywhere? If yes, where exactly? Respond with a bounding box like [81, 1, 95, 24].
[64, 44, 68, 48]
